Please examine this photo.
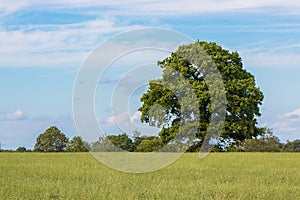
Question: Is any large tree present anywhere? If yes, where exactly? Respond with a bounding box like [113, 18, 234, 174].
[34, 126, 69, 152]
[139, 41, 264, 150]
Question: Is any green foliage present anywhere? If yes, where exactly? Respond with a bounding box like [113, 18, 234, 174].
[66, 136, 89, 152]
[15, 147, 27, 152]
[135, 137, 162, 152]
[139, 41, 264, 150]
[210, 146, 224, 152]
[34, 126, 69, 152]
[284, 139, 300, 152]
[83, 141, 91, 151]
[1, 153, 300, 199]
[133, 133, 162, 152]
[90, 133, 166, 152]
[225, 145, 240, 152]
[91, 133, 134, 152]
[91, 137, 118, 152]
[243, 129, 282, 152]
[107, 133, 135, 151]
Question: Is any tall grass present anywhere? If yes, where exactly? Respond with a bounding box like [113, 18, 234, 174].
[0, 153, 299, 199]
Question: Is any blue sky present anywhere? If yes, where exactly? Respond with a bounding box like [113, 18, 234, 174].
[1, 1, 300, 149]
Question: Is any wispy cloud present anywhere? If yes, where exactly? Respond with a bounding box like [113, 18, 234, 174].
[285, 108, 300, 119]
[0, 18, 141, 67]
[1, 1, 300, 68]
[240, 51, 300, 69]
[106, 111, 142, 124]
[232, 41, 300, 69]
[0, 110, 28, 121]
[1, 0, 300, 17]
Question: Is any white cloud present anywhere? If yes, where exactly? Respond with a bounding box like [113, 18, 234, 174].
[106, 112, 131, 125]
[1, 1, 300, 68]
[0, 18, 143, 67]
[240, 51, 300, 69]
[0, 110, 28, 121]
[130, 111, 142, 123]
[104, 111, 159, 136]
[265, 108, 300, 141]
[0, 0, 28, 17]
[285, 108, 300, 119]
[106, 115, 115, 125]
[231, 42, 300, 69]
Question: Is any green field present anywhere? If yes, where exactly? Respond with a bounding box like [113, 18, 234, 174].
[0, 153, 299, 199]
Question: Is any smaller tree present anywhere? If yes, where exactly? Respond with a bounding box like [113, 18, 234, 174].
[136, 137, 162, 152]
[67, 136, 89, 152]
[284, 140, 300, 152]
[243, 138, 261, 152]
[133, 135, 159, 148]
[91, 133, 134, 152]
[243, 128, 282, 152]
[34, 126, 69, 152]
[91, 137, 117, 152]
[107, 133, 135, 152]
[16, 146, 27, 152]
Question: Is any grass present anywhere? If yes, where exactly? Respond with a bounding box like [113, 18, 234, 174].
[0, 153, 300, 199]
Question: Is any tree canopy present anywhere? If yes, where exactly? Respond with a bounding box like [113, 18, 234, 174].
[139, 41, 264, 150]
[91, 133, 165, 152]
[284, 139, 300, 152]
[66, 136, 89, 152]
[91, 133, 134, 152]
[243, 129, 282, 152]
[16, 146, 27, 152]
[34, 126, 69, 152]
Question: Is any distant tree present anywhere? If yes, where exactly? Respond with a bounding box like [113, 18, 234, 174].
[284, 140, 300, 152]
[243, 138, 261, 152]
[132, 130, 143, 147]
[66, 136, 89, 152]
[136, 137, 162, 152]
[91, 138, 113, 152]
[16, 146, 26, 152]
[133, 134, 159, 148]
[107, 133, 134, 152]
[243, 128, 282, 152]
[34, 126, 69, 152]
[83, 141, 91, 151]
[91, 133, 134, 152]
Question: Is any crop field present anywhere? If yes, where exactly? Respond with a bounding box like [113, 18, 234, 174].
[0, 153, 300, 199]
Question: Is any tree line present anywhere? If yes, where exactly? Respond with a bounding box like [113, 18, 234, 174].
[214, 128, 300, 152]
[1, 126, 300, 153]
[90, 128, 300, 153]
